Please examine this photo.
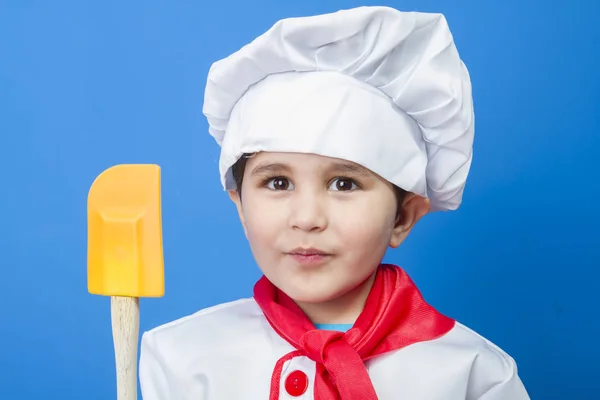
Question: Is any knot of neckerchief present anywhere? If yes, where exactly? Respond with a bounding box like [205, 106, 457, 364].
[253, 264, 455, 400]
[300, 329, 378, 398]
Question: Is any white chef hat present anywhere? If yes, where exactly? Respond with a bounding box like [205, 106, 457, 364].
[202, 6, 474, 211]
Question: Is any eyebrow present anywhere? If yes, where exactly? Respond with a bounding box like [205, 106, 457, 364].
[250, 163, 292, 177]
[328, 161, 372, 177]
[250, 160, 372, 177]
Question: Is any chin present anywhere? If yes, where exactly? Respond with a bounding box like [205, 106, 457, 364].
[282, 284, 348, 304]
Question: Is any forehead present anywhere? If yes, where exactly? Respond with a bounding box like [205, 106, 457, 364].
[245, 151, 374, 176]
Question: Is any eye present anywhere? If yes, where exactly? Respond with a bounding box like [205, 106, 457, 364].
[265, 177, 294, 191]
[329, 177, 358, 192]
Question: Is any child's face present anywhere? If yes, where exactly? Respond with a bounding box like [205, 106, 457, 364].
[229, 151, 428, 311]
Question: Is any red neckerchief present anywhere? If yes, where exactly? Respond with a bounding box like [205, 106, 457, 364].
[253, 264, 455, 400]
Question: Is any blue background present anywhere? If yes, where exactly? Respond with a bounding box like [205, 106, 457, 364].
[1, 0, 598, 399]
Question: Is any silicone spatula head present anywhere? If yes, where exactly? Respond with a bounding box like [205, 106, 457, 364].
[87, 164, 164, 298]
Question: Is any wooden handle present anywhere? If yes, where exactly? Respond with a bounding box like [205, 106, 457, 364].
[111, 296, 140, 400]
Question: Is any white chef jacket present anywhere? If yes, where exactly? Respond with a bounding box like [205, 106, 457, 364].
[139, 298, 530, 399]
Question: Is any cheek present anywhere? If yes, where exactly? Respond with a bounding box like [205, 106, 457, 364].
[332, 199, 395, 246]
[242, 197, 284, 244]
[340, 217, 392, 246]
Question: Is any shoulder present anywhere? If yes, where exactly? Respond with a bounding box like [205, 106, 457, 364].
[138, 298, 278, 399]
[369, 320, 529, 399]
[141, 297, 266, 356]
[445, 321, 518, 363]
[144, 297, 263, 335]
[445, 322, 530, 399]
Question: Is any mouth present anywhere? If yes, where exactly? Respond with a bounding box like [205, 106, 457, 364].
[288, 247, 330, 256]
[286, 247, 332, 265]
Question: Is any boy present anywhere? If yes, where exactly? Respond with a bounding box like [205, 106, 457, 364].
[139, 6, 530, 399]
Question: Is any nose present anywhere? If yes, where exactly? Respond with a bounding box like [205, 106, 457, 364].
[288, 189, 327, 232]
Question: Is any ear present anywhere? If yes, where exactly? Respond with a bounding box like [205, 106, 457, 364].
[389, 193, 430, 248]
[228, 190, 248, 238]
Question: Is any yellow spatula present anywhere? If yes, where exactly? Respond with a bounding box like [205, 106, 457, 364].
[87, 164, 164, 400]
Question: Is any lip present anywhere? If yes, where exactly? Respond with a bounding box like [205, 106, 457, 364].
[288, 247, 331, 256]
[286, 247, 332, 266]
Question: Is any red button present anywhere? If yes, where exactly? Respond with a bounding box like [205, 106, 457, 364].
[284, 370, 308, 396]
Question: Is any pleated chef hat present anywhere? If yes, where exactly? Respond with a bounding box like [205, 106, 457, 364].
[202, 6, 474, 211]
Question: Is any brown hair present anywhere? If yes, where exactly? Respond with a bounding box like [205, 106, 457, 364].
[231, 153, 407, 223]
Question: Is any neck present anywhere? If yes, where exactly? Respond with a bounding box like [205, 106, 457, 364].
[294, 271, 377, 325]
